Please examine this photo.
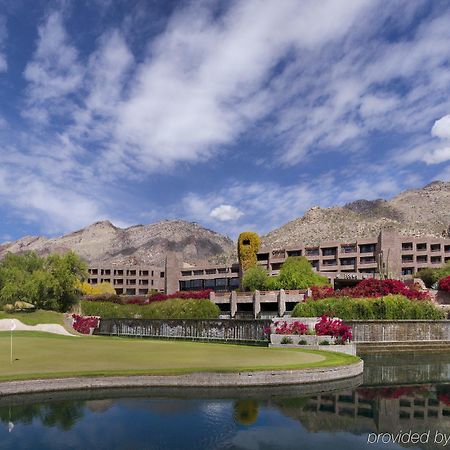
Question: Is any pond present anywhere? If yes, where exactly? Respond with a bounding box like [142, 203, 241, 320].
[2, 351, 450, 450]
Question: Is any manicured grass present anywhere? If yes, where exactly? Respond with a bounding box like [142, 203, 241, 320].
[0, 310, 65, 326]
[0, 331, 360, 382]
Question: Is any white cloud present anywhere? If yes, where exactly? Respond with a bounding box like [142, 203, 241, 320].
[423, 147, 450, 165]
[23, 11, 83, 121]
[210, 204, 244, 222]
[432, 115, 450, 139]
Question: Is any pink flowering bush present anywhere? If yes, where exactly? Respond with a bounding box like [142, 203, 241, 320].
[439, 276, 450, 292]
[148, 290, 212, 303]
[274, 321, 308, 335]
[315, 315, 353, 344]
[311, 278, 429, 301]
[72, 314, 100, 334]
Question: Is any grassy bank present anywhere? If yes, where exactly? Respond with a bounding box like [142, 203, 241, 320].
[0, 331, 359, 382]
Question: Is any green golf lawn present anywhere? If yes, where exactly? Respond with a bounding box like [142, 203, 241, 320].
[0, 331, 360, 381]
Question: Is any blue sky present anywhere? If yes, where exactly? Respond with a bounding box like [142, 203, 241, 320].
[0, 0, 450, 241]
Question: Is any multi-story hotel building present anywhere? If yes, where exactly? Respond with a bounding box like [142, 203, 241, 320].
[87, 230, 450, 295]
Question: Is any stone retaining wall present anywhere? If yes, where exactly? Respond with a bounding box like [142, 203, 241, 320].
[0, 361, 363, 395]
[347, 320, 450, 342]
[96, 318, 271, 344]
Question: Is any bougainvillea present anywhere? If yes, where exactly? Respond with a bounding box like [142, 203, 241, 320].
[315, 315, 353, 343]
[311, 286, 335, 300]
[357, 386, 425, 400]
[148, 290, 212, 303]
[311, 278, 430, 300]
[72, 314, 100, 334]
[274, 321, 308, 335]
[439, 276, 450, 292]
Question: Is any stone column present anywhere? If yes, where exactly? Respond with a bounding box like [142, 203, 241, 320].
[231, 291, 237, 318]
[278, 289, 286, 317]
[253, 290, 261, 319]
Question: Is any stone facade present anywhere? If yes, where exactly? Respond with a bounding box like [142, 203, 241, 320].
[87, 230, 450, 298]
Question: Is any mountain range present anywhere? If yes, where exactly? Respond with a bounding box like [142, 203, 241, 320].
[1, 181, 449, 266]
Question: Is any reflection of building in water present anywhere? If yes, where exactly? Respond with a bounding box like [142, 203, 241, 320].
[278, 387, 450, 437]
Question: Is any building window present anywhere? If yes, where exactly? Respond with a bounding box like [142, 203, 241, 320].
[340, 258, 356, 266]
[287, 250, 302, 257]
[431, 244, 441, 252]
[359, 244, 376, 253]
[305, 247, 319, 256]
[341, 245, 357, 253]
[217, 268, 228, 274]
[322, 247, 337, 256]
[402, 255, 414, 263]
[322, 259, 337, 266]
[431, 256, 442, 264]
[360, 256, 376, 264]
[140, 270, 149, 276]
[417, 255, 428, 263]
[205, 269, 216, 275]
[402, 242, 413, 251]
[181, 271, 192, 276]
[402, 268, 414, 276]
[160, 272, 165, 278]
[193, 270, 204, 276]
[416, 243, 427, 251]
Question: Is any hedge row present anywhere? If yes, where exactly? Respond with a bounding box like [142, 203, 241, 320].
[81, 298, 220, 319]
[292, 295, 445, 320]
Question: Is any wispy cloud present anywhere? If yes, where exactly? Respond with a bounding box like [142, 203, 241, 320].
[0, 1, 449, 237]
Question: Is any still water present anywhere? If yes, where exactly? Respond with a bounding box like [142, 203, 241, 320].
[2, 352, 450, 450]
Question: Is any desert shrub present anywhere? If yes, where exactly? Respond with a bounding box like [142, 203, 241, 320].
[417, 262, 450, 288]
[298, 339, 308, 345]
[439, 276, 450, 292]
[292, 295, 444, 320]
[280, 336, 293, 345]
[242, 266, 268, 291]
[264, 276, 280, 290]
[81, 298, 220, 319]
[83, 293, 122, 303]
[77, 281, 115, 295]
[319, 340, 330, 345]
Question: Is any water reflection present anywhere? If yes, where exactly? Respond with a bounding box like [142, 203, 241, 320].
[1, 352, 450, 449]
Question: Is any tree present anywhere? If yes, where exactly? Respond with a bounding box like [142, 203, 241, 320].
[242, 266, 268, 291]
[276, 256, 329, 289]
[0, 251, 87, 312]
[237, 232, 261, 271]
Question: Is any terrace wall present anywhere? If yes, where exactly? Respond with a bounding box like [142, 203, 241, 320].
[95, 318, 271, 344]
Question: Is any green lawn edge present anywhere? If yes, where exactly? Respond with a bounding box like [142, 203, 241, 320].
[0, 331, 360, 382]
